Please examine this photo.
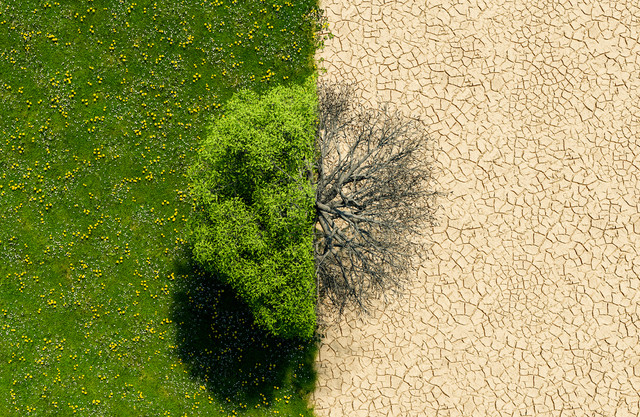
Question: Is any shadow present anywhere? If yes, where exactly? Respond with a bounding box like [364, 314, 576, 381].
[170, 250, 318, 409]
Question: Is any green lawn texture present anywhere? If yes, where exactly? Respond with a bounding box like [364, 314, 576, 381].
[0, 0, 324, 415]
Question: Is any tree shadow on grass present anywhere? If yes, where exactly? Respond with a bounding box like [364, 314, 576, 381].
[170, 252, 318, 411]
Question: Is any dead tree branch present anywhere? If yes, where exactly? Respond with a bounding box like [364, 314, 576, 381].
[314, 78, 444, 315]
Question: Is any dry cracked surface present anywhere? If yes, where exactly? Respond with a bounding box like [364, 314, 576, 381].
[311, 0, 640, 415]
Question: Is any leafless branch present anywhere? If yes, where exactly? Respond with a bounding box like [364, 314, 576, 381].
[313, 78, 445, 316]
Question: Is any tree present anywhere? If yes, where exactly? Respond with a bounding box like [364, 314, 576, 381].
[188, 75, 442, 339]
[187, 75, 318, 340]
[313, 78, 443, 315]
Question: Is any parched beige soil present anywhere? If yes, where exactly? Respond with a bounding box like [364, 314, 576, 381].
[311, 0, 640, 415]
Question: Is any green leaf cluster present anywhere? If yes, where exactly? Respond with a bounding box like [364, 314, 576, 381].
[188, 75, 318, 339]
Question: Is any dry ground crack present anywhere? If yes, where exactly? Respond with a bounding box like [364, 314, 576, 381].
[312, 0, 640, 415]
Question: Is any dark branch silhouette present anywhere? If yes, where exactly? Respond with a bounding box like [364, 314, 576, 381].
[313, 79, 444, 315]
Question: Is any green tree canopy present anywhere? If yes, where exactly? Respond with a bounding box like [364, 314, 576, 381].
[188, 75, 318, 339]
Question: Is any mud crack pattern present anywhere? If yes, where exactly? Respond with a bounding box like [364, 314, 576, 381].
[312, 0, 640, 415]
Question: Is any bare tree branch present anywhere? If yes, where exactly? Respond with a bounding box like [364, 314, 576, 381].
[313, 78, 446, 316]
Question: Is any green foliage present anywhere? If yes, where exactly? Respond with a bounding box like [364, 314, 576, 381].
[0, 0, 322, 413]
[189, 74, 319, 340]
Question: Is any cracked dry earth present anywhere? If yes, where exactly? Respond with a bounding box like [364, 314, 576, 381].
[311, 0, 640, 416]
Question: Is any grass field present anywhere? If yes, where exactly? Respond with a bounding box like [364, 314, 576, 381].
[0, 0, 325, 415]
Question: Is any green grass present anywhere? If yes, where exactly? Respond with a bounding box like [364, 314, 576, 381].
[0, 0, 325, 415]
